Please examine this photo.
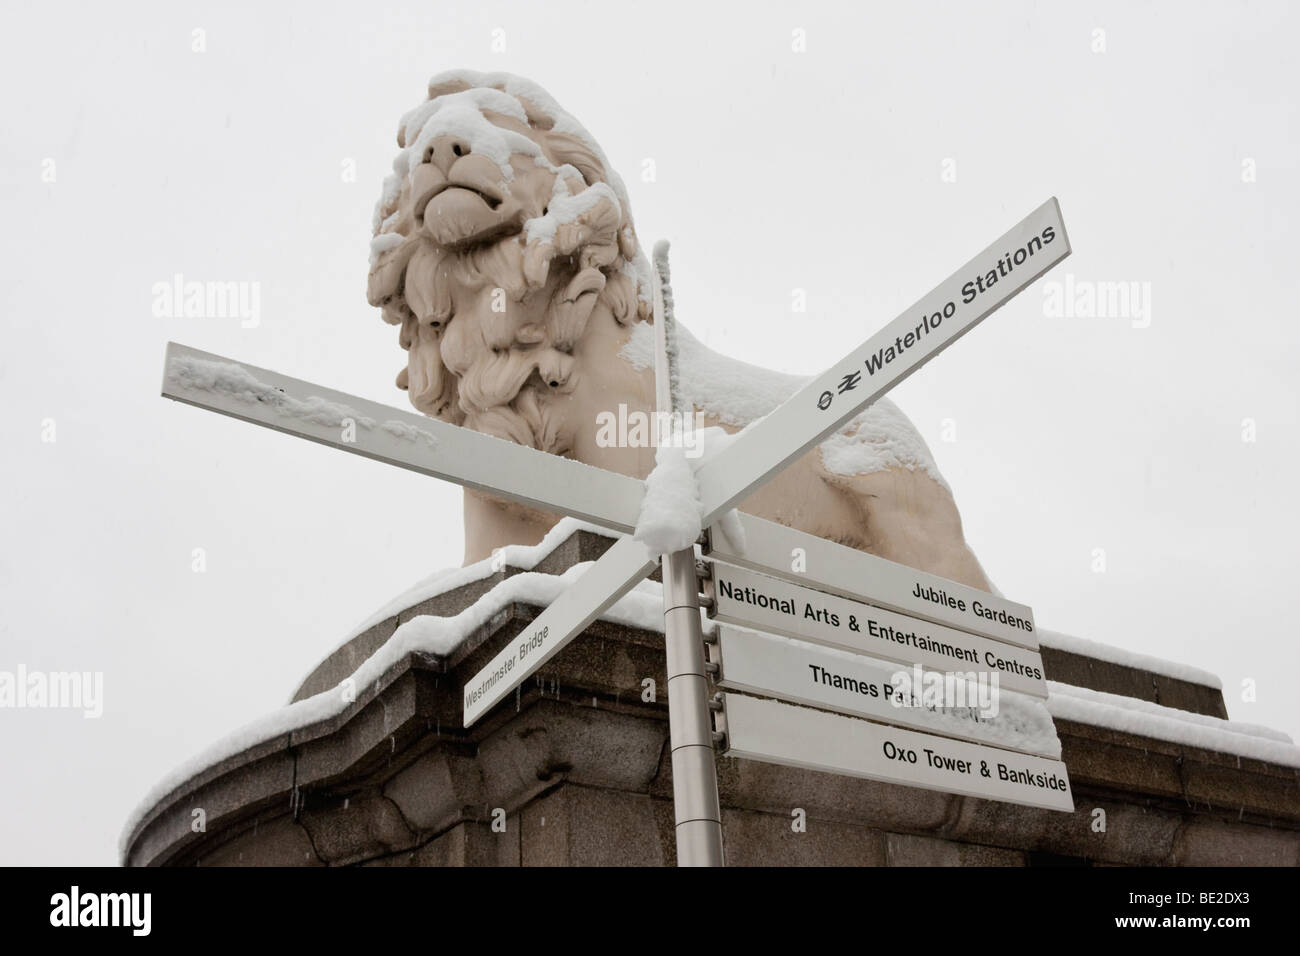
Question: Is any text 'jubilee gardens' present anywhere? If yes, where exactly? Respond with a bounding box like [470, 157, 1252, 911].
[714, 577, 1044, 681]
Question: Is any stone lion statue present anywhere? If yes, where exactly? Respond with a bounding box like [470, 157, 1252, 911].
[367, 70, 995, 591]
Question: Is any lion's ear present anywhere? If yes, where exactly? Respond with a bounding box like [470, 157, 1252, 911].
[601, 270, 639, 326]
[618, 225, 638, 262]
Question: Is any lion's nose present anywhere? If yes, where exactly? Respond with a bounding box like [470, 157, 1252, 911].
[421, 135, 473, 174]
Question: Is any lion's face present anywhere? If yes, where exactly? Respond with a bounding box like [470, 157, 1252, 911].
[409, 109, 551, 249]
[366, 74, 651, 454]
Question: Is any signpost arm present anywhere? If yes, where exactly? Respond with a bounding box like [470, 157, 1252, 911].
[653, 242, 725, 867]
[160, 342, 646, 534]
[694, 198, 1070, 522]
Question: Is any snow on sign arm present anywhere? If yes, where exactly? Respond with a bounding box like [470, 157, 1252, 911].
[694, 198, 1070, 523]
[159, 341, 670, 732]
[160, 342, 646, 534]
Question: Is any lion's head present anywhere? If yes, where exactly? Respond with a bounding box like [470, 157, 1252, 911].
[367, 71, 653, 454]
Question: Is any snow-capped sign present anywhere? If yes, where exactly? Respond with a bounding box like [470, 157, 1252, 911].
[706, 563, 1049, 698]
[719, 693, 1075, 812]
[160, 199, 1071, 801]
[160, 343, 646, 535]
[712, 626, 1060, 759]
[692, 198, 1070, 523]
[462, 536, 656, 727]
[706, 512, 1038, 650]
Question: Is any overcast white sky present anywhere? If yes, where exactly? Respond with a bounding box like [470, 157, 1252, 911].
[2, 1, 1297, 866]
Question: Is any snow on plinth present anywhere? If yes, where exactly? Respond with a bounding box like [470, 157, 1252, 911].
[1047, 681, 1297, 765]
[120, 516, 1300, 863]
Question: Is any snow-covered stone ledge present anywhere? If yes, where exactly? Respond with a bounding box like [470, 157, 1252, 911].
[120, 519, 1300, 867]
[296, 518, 1232, 715]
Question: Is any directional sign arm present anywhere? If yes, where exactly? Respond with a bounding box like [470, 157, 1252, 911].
[161, 342, 646, 534]
[713, 627, 1059, 758]
[721, 693, 1074, 812]
[707, 562, 1048, 698]
[697, 198, 1070, 522]
[462, 535, 657, 726]
[706, 512, 1038, 650]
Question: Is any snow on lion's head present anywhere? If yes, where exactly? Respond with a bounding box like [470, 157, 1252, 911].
[366, 71, 653, 454]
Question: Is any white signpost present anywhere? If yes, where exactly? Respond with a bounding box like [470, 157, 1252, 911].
[692, 197, 1069, 521]
[707, 563, 1049, 698]
[161, 197, 1075, 866]
[721, 693, 1074, 812]
[162, 342, 646, 534]
[712, 626, 1059, 758]
[462, 536, 657, 726]
[651, 247, 727, 866]
[707, 511, 1038, 649]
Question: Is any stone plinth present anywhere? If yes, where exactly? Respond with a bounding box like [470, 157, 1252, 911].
[123, 529, 1300, 867]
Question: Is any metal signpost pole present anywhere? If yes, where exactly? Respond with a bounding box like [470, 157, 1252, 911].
[652, 243, 725, 867]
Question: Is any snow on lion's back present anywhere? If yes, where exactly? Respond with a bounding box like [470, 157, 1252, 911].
[619, 319, 950, 491]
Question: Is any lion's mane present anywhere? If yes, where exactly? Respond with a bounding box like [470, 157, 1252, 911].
[366, 71, 652, 453]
